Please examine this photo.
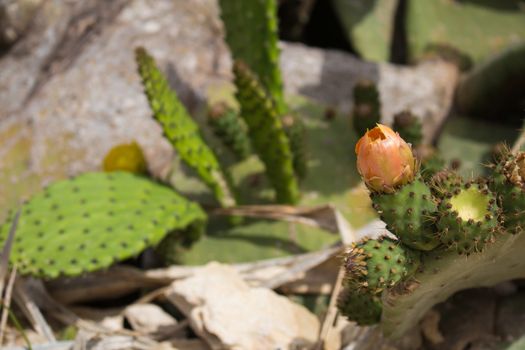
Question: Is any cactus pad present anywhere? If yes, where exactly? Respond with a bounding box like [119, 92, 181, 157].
[489, 151, 525, 234]
[337, 287, 382, 326]
[135, 47, 236, 208]
[436, 182, 501, 254]
[0, 172, 206, 278]
[103, 142, 147, 174]
[233, 60, 299, 204]
[343, 236, 420, 294]
[372, 178, 440, 251]
[282, 114, 308, 180]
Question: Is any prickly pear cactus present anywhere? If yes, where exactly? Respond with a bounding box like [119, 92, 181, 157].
[219, 0, 286, 115]
[0, 172, 206, 278]
[135, 47, 236, 208]
[337, 286, 382, 326]
[207, 102, 252, 161]
[339, 124, 525, 338]
[103, 142, 147, 174]
[352, 80, 381, 137]
[233, 60, 299, 204]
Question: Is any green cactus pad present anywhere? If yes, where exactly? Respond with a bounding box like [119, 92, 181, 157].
[392, 110, 423, 147]
[219, 0, 286, 115]
[233, 60, 299, 204]
[343, 236, 420, 294]
[352, 80, 381, 137]
[436, 182, 501, 254]
[207, 102, 252, 161]
[488, 151, 525, 234]
[282, 114, 308, 180]
[0, 172, 206, 278]
[135, 47, 236, 208]
[103, 142, 147, 174]
[372, 178, 440, 251]
[337, 286, 382, 326]
[417, 145, 446, 181]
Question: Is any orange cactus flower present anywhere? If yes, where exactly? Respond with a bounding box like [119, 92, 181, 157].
[355, 124, 416, 193]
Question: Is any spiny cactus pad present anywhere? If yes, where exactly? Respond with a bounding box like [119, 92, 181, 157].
[233, 60, 299, 204]
[337, 287, 382, 326]
[219, 0, 286, 115]
[135, 47, 236, 208]
[372, 178, 440, 251]
[0, 172, 206, 278]
[282, 114, 308, 180]
[436, 182, 501, 254]
[489, 151, 525, 234]
[343, 236, 420, 294]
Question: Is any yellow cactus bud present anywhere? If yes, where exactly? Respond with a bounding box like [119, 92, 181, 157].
[103, 142, 147, 174]
[355, 124, 416, 193]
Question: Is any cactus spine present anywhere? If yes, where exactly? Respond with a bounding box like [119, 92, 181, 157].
[135, 47, 236, 208]
[0, 172, 206, 278]
[233, 60, 299, 204]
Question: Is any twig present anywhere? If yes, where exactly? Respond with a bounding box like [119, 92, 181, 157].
[315, 264, 345, 350]
[14, 279, 56, 343]
[0, 210, 20, 294]
[0, 266, 17, 346]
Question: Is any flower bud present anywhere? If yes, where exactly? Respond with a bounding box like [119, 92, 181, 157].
[355, 124, 416, 193]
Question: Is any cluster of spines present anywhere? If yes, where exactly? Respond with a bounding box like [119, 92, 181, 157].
[207, 102, 252, 161]
[219, 0, 286, 115]
[338, 236, 420, 324]
[232, 60, 299, 204]
[351, 80, 381, 136]
[0, 172, 206, 278]
[135, 47, 236, 208]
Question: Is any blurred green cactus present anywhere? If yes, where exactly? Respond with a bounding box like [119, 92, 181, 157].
[219, 0, 286, 115]
[135, 47, 236, 208]
[233, 60, 300, 204]
[0, 172, 206, 278]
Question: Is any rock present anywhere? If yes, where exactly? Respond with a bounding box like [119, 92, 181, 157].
[0, 0, 42, 50]
[164, 262, 320, 350]
[124, 304, 179, 336]
[0, 0, 457, 218]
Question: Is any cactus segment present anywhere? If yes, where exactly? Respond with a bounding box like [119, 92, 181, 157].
[436, 182, 500, 254]
[343, 236, 420, 294]
[392, 110, 423, 147]
[155, 220, 205, 265]
[352, 80, 381, 137]
[282, 114, 308, 180]
[232, 60, 300, 204]
[371, 178, 440, 251]
[207, 103, 252, 161]
[135, 47, 236, 208]
[0, 172, 207, 278]
[219, 0, 286, 115]
[416, 145, 446, 181]
[103, 142, 147, 174]
[337, 287, 382, 326]
[489, 151, 525, 234]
